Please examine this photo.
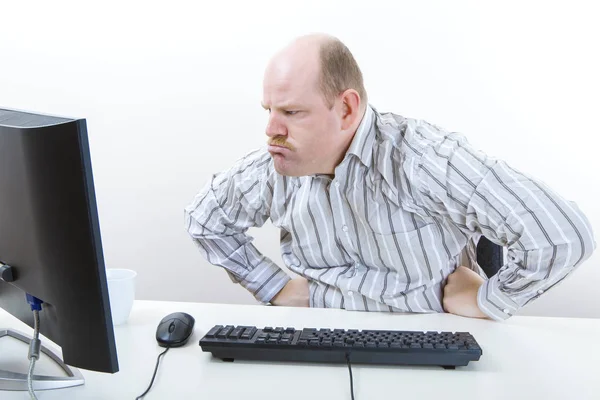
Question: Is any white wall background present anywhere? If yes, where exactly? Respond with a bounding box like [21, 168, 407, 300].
[1, 0, 598, 318]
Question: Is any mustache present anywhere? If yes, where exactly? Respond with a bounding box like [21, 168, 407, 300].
[268, 136, 295, 150]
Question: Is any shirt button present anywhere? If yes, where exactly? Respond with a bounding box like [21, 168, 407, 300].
[503, 308, 510, 314]
[335, 182, 340, 188]
[342, 225, 348, 232]
[537, 289, 544, 295]
[347, 290, 353, 296]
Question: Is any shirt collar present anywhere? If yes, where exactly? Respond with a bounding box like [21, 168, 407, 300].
[347, 104, 401, 206]
[346, 104, 376, 167]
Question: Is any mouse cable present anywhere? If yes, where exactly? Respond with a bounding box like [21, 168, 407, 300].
[135, 346, 170, 400]
[345, 352, 355, 400]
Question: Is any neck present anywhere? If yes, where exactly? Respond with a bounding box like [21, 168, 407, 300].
[322, 105, 368, 176]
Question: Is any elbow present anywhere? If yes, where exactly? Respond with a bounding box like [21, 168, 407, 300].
[183, 207, 208, 239]
[577, 206, 596, 264]
[567, 215, 596, 268]
[581, 227, 597, 265]
[183, 208, 196, 236]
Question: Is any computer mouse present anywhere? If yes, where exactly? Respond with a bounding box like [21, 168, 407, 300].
[156, 312, 195, 348]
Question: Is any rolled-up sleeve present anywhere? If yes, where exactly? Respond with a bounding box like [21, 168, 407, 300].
[406, 121, 596, 320]
[184, 149, 290, 303]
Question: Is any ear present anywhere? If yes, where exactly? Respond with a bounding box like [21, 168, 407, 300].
[339, 89, 362, 131]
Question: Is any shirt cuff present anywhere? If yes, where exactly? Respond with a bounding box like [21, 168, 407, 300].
[237, 260, 291, 304]
[477, 277, 519, 321]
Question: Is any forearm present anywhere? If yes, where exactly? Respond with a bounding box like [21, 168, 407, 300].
[184, 160, 290, 303]
[470, 163, 596, 320]
[191, 232, 290, 303]
[410, 128, 596, 320]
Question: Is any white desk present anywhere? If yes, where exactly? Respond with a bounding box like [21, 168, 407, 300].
[1, 300, 599, 400]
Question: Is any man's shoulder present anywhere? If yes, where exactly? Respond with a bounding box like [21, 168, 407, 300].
[374, 110, 430, 158]
[234, 146, 272, 165]
[204, 147, 276, 192]
[374, 108, 464, 160]
[224, 146, 274, 175]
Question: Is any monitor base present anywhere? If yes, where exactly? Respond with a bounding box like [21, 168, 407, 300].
[0, 328, 84, 391]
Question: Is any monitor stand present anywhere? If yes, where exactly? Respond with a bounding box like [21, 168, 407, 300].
[0, 328, 84, 391]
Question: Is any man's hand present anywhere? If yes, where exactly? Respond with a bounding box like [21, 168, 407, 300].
[270, 277, 309, 307]
[443, 266, 488, 319]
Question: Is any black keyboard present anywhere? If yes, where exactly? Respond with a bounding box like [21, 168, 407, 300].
[199, 325, 482, 369]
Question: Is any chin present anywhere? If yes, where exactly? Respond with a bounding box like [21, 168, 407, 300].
[272, 154, 316, 177]
[274, 167, 303, 177]
[273, 162, 306, 177]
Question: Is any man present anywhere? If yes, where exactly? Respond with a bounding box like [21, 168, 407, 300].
[184, 33, 595, 320]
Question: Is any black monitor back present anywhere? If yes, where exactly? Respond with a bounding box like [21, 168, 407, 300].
[0, 108, 118, 373]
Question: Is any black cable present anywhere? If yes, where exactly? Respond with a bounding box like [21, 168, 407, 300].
[345, 352, 355, 400]
[136, 347, 170, 399]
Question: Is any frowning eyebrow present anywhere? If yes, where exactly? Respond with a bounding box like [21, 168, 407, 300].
[261, 102, 300, 110]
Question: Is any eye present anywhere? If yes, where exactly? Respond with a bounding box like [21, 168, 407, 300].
[285, 110, 298, 115]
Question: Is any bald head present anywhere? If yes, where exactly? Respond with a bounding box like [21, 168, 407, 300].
[261, 34, 369, 177]
[264, 33, 367, 109]
[270, 33, 336, 64]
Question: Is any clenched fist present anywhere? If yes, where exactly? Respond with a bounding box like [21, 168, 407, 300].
[443, 266, 488, 319]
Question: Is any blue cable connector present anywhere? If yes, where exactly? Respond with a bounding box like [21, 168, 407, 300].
[26, 293, 43, 311]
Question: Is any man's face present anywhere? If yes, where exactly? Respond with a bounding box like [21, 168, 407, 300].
[262, 54, 344, 177]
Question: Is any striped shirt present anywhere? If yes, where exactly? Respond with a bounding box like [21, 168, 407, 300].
[184, 105, 596, 321]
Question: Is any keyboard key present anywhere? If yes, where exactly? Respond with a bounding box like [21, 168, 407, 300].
[229, 326, 244, 339]
[205, 325, 222, 338]
[240, 327, 256, 339]
[300, 328, 317, 339]
[217, 326, 233, 338]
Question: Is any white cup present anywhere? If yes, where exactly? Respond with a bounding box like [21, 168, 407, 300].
[106, 268, 137, 325]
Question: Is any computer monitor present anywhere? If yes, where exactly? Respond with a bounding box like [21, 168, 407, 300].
[0, 107, 119, 391]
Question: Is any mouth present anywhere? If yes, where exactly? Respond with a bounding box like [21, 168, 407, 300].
[267, 144, 290, 155]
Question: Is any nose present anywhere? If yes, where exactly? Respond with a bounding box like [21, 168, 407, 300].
[265, 113, 287, 138]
